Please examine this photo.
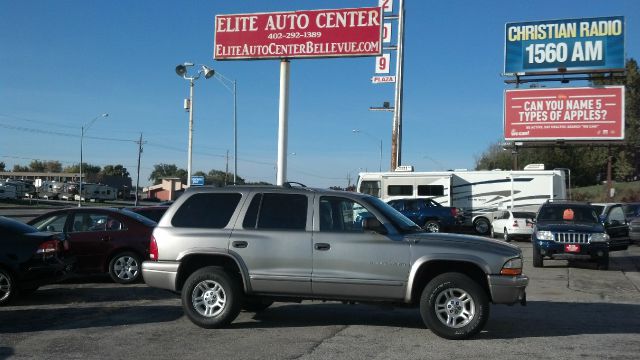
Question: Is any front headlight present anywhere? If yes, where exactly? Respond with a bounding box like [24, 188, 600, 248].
[500, 257, 523, 276]
[535, 230, 554, 241]
[590, 233, 610, 243]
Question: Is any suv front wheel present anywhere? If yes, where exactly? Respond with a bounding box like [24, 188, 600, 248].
[419, 272, 489, 340]
[181, 266, 242, 328]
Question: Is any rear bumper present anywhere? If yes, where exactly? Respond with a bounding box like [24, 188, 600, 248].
[487, 274, 528, 305]
[142, 261, 179, 291]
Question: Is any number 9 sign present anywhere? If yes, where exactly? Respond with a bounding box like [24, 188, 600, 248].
[375, 53, 391, 74]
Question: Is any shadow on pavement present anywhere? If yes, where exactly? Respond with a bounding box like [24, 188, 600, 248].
[10, 285, 177, 307]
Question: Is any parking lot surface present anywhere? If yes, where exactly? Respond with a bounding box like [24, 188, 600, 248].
[1, 242, 639, 360]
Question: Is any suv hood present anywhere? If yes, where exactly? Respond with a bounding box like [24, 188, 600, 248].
[406, 232, 521, 258]
[535, 222, 604, 233]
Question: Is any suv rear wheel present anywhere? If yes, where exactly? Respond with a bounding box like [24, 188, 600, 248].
[419, 272, 489, 340]
[182, 266, 242, 328]
[473, 218, 490, 235]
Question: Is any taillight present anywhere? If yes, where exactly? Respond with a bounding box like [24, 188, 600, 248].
[513, 220, 519, 227]
[36, 240, 59, 255]
[450, 208, 457, 217]
[149, 235, 158, 261]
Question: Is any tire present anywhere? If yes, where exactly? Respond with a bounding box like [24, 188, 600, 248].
[0, 268, 15, 306]
[503, 228, 512, 242]
[242, 297, 274, 312]
[424, 220, 441, 233]
[108, 251, 142, 284]
[181, 266, 242, 328]
[419, 272, 490, 340]
[597, 253, 609, 270]
[473, 218, 490, 235]
[532, 245, 543, 268]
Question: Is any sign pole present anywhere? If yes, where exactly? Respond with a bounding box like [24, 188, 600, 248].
[391, 0, 405, 171]
[277, 59, 290, 186]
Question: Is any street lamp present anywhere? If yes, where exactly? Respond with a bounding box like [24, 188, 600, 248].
[175, 62, 215, 187]
[79, 113, 108, 207]
[352, 129, 382, 172]
[211, 71, 238, 184]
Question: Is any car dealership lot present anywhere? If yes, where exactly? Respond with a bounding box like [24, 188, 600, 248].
[1, 242, 639, 360]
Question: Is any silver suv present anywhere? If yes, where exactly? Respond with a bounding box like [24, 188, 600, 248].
[142, 185, 528, 340]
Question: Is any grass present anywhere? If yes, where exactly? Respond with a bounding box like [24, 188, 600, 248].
[571, 181, 640, 202]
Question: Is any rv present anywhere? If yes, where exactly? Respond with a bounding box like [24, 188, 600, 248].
[357, 166, 567, 234]
[1, 180, 36, 198]
[37, 180, 65, 199]
[0, 185, 17, 200]
[74, 183, 117, 202]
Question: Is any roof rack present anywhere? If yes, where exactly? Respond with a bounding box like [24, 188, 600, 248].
[282, 182, 307, 188]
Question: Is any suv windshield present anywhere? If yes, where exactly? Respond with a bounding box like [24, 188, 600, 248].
[537, 205, 599, 223]
[362, 196, 422, 233]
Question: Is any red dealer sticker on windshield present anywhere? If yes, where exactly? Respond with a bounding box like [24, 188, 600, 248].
[563, 209, 575, 220]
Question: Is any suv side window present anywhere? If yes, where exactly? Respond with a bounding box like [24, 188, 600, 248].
[319, 196, 368, 232]
[243, 193, 308, 230]
[172, 193, 242, 228]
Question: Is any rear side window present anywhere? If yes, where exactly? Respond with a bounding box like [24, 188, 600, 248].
[359, 180, 381, 197]
[243, 193, 308, 230]
[172, 193, 241, 228]
[388, 185, 412, 196]
[418, 185, 444, 196]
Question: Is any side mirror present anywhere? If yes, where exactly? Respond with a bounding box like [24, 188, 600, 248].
[362, 218, 388, 235]
[598, 214, 607, 223]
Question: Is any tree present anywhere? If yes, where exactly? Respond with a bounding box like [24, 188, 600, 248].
[28, 160, 62, 173]
[206, 169, 246, 186]
[0, 162, 5, 172]
[63, 163, 101, 177]
[149, 164, 187, 185]
[12, 164, 29, 172]
[101, 164, 130, 178]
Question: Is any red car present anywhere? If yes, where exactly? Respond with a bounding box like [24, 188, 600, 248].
[28, 208, 155, 284]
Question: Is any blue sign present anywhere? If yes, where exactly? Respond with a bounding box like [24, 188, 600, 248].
[505, 16, 625, 74]
[190, 176, 205, 186]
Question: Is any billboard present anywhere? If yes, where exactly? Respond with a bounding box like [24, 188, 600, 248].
[505, 16, 625, 74]
[214, 7, 382, 60]
[504, 86, 625, 141]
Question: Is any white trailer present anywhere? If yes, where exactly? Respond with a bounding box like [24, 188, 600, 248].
[0, 185, 17, 200]
[357, 167, 567, 234]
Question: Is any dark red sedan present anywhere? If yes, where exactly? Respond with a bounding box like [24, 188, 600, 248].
[28, 208, 155, 284]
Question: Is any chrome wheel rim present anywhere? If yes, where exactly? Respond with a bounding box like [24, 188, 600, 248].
[192, 280, 226, 317]
[425, 222, 439, 233]
[113, 256, 140, 281]
[0, 272, 11, 302]
[434, 287, 476, 328]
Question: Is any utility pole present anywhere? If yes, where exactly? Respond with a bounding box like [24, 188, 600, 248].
[225, 150, 229, 186]
[134, 133, 145, 206]
[391, 0, 406, 171]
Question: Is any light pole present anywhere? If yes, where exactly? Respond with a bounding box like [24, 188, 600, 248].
[352, 129, 382, 172]
[212, 72, 238, 184]
[79, 113, 108, 207]
[175, 62, 215, 187]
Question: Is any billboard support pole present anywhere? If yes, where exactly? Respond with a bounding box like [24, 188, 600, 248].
[277, 59, 290, 186]
[391, 0, 405, 171]
[606, 144, 613, 199]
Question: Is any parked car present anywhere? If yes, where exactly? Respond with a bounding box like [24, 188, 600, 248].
[628, 217, 640, 244]
[623, 202, 640, 222]
[386, 198, 464, 232]
[0, 216, 72, 305]
[142, 184, 528, 340]
[129, 206, 170, 223]
[490, 210, 536, 242]
[591, 203, 630, 251]
[28, 207, 155, 284]
[532, 201, 615, 270]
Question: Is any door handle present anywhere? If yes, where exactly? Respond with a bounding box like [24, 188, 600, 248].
[232, 241, 248, 248]
[314, 243, 330, 251]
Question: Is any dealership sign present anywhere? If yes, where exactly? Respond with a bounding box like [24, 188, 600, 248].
[505, 16, 625, 74]
[504, 86, 625, 141]
[214, 7, 382, 60]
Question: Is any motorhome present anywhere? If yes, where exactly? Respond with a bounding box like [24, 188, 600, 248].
[37, 180, 65, 199]
[0, 185, 17, 200]
[74, 183, 117, 202]
[357, 165, 567, 234]
[1, 180, 36, 198]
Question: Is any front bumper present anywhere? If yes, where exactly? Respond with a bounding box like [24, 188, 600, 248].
[20, 256, 75, 289]
[535, 239, 609, 259]
[142, 261, 179, 291]
[487, 274, 528, 305]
